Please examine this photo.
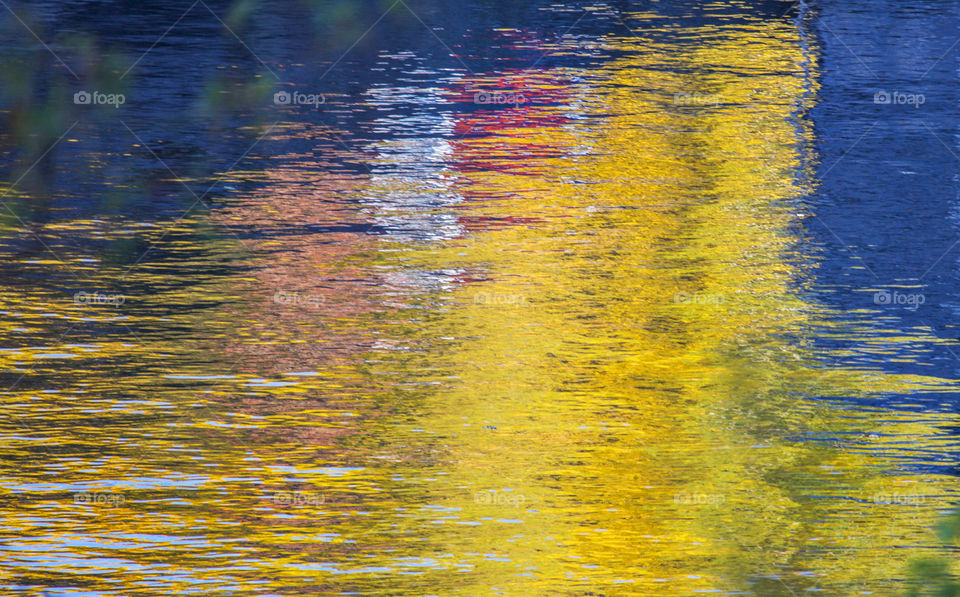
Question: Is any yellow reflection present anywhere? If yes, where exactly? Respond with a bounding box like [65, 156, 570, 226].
[356, 10, 958, 597]
[2, 6, 960, 597]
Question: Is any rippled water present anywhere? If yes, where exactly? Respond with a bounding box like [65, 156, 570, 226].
[2, 0, 960, 595]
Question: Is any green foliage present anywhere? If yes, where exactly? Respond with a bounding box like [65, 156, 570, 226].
[197, 70, 275, 119]
[224, 0, 259, 32]
[905, 510, 960, 596]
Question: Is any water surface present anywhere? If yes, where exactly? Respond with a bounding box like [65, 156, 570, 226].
[1, 1, 959, 595]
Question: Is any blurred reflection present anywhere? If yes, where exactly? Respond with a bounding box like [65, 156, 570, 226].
[1, 1, 959, 596]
